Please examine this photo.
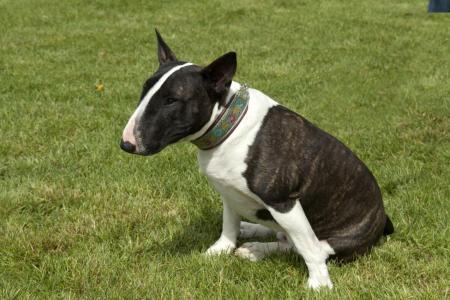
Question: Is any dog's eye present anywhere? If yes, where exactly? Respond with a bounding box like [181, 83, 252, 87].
[164, 97, 178, 105]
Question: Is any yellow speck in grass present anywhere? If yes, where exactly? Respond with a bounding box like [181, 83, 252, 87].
[95, 81, 105, 92]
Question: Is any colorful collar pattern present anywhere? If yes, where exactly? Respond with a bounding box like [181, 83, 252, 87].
[192, 84, 250, 150]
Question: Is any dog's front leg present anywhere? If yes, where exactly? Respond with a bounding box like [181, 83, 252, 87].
[267, 201, 335, 290]
[205, 197, 240, 255]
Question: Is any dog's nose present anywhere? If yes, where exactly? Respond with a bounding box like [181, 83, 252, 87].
[120, 139, 136, 153]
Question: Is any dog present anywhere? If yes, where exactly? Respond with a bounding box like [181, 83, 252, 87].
[120, 30, 394, 289]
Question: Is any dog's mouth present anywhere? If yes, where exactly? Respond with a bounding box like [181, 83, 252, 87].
[138, 147, 163, 156]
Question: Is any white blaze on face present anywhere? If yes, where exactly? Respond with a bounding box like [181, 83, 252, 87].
[122, 62, 193, 148]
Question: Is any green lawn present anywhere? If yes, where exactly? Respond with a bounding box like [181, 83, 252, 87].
[1, 0, 449, 298]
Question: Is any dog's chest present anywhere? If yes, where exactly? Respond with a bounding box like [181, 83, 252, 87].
[197, 141, 258, 202]
[196, 89, 278, 219]
[198, 148, 266, 219]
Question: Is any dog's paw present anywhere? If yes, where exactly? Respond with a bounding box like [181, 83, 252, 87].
[204, 239, 235, 256]
[307, 276, 333, 290]
[306, 262, 333, 290]
[234, 242, 267, 261]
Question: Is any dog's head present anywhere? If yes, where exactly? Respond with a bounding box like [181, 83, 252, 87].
[120, 30, 237, 155]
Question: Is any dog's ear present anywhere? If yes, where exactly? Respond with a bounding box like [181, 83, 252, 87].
[202, 52, 237, 98]
[155, 29, 177, 65]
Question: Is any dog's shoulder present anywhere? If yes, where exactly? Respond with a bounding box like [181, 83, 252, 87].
[242, 104, 317, 211]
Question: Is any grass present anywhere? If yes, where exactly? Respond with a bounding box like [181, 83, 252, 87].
[1, 0, 449, 298]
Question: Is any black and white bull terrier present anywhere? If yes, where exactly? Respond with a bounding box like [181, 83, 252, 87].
[120, 30, 394, 289]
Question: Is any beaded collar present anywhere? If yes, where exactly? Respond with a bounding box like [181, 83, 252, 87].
[192, 84, 250, 150]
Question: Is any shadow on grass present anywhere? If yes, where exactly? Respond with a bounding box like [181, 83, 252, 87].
[151, 205, 393, 277]
[149, 206, 311, 275]
[154, 206, 223, 256]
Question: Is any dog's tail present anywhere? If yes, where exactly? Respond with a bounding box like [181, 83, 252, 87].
[383, 215, 394, 236]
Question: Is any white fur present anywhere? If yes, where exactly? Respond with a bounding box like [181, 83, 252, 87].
[196, 81, 336, 289]
[122, 62, 193, 149]
[267, 202, 335, 289]
[204, 197, 240, 255]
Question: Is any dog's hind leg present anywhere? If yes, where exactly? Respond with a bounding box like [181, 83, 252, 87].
[235, 239, 293, 261]
[239, 221, 276, 238]
[326, 211, 390, 263]
[267, 201, 335, 289]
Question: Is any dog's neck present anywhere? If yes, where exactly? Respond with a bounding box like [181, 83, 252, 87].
[184, 81, 242, 142]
